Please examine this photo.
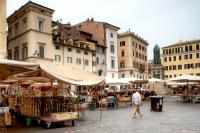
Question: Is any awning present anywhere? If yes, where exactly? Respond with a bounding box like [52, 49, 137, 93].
[8, 63, 105, 86]
[0, 59, 38, 80]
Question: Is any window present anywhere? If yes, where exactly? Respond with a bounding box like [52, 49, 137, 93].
[169, 75, 172, 78]
[136, 52, 138, 57]
[8, 27, 12, 39]
[76, 49, 81, 53]
[196, 44, 200, 50]
[175, 48, 178, 53]
[112, 73, 114, 78]
[185, 46, 188, 52]
[189, 54, 192, 59]
[55, 45, 61, 50]
[39, 19, 44, 32]
[139, 53, 141, 59]
[163, 50, 165, 55]
[169, 57, 171, 61]
[189, 45, 192, 51]
[120, 41, 125, 46]
[178, 65, 182, 70]
[120, 60, 125, 68]
[179, 55, 182, 60]
[169, 49, 171, 54]
[142, 46, 144, 51]
[197, 53, 200, 58]
[55, 55, 61, 62]
[132, 41, 134, 46]
[177, 47, 180, 53]
[166, 49, 168, 54]
[68, 47, 72, 52]
[23, 18, 27, 32]
[197, 73, 200, 76]
[15, 23, 19, 36]
[169, 66, 172, 70]
[136, 43, 137, 48]
[84, 59, 89, 66]
[195, 63, 200, 68]
[184, 54, 188, 59]
[122, 74, 125, 78]
[76, 58, 81, 65]
[121, 50, 125, 57]
[165, 66, 168, 71]
[14, 47, 19, 60]
[110, 32, 113, 38]
[139, 45, 141, 50]
[111, 59, 115, 69]
[165, 75, 168, 79]
[133, 50, 134, 56]
[22, 45, 28, 59]
[173, 56, 176, 61]
[173, 65, 176, 70]
[67, 57, 72, 63]
[110, 44, 115, 53]
[8, 50, 12, 60]
[96, 57, 99, 65]
[164, 57, 167, 62]
[39, 45, 44, 58]
[84, 51, 88, 55]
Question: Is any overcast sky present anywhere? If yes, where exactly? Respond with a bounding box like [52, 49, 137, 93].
[7, 0, 200, 60]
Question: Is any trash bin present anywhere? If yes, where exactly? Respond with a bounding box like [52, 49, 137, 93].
[150, 96, 163, 112]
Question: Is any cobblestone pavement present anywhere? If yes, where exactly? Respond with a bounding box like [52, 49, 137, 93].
[8, 96, 200, 133]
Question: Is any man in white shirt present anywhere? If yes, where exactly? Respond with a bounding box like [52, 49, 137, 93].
[132, 89, 143, 118]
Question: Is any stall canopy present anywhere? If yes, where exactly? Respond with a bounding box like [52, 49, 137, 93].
[0, 59, 38, 80]
[148, 78, 165, 83]
[105, 77, 130, 85]
[8, 63, 105, 86]
[169, 75, 200, 82]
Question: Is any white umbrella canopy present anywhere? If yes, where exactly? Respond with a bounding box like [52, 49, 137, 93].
[148, 78, 165, 83]
[169, 75, 200, 82]
[105, 77, 130, 85]
[119, 77, 138, 82]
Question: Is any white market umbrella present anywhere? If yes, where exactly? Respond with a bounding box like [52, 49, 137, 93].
[148, 78, 165, 91]
[169, 75, 200, 98]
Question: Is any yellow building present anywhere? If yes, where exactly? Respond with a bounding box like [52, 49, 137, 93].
[161, 40, 200, 79]
[0, 0, 7, 59]
[118, 31, 149, 79]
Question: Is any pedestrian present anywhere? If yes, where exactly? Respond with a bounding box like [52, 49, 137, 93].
[132, 89, 143, 118]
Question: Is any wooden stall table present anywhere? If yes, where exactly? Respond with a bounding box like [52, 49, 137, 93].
[39, 116, 78, 129]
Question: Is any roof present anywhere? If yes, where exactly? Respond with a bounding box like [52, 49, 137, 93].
[162, 39, 200, 49]
[76, 19, 120, 31]
[8, 1, 54, 20]
[118, 31, 149, 46]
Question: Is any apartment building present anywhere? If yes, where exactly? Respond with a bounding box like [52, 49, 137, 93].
[0, 0, 7, 59]
[162, 40, 200, 79]
[76, 19, 120, 78]
[52, 21, 96, 73]
[7, 1, 54, 63]
[118, 31, 149, 79]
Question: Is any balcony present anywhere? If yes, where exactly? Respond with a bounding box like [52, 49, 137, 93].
[139, 68, 145, 73]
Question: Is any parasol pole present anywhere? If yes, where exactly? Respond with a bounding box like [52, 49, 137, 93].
[100, 85, 103, 122]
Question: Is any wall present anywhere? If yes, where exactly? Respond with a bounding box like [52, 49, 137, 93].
[0, 0, 7, 59]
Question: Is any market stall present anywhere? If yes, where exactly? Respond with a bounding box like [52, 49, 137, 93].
[169, 75, 200, 103]
[6, 62, 105, 128]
